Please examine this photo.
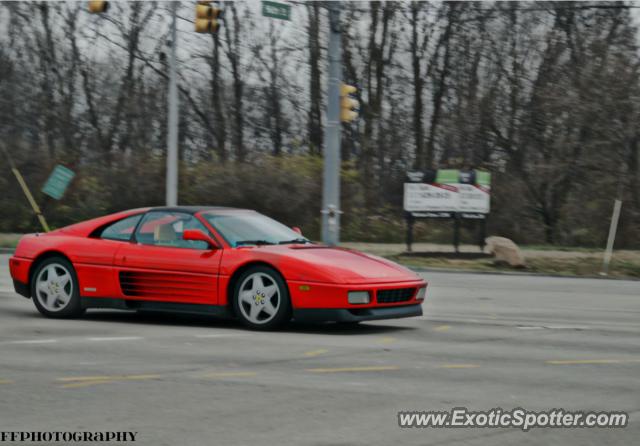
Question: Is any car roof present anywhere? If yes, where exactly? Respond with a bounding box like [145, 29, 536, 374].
[149, 206, 250, 214]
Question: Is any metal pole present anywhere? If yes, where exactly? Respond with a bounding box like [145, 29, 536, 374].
[453, 213, 460, 254]
[321, 2, 342, 245]
[601, 199, 622, 275]
[406, 213, 414, 253]
[166, 1, 179, 206]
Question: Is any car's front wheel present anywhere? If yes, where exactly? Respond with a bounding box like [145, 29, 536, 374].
[232, 266, 291, 330]
[31, 257, 84, 318]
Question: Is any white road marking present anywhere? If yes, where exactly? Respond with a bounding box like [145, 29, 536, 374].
[517, 325, 590, 330]
[306, 366, 400, 373]
[200, 371, 257, 379]
[1, 333, 244, 346]
[194, 333, 245, 338]
[7, 339, 58, 345]
[86, 336, 143, 342]
[545, 325, 590, 330]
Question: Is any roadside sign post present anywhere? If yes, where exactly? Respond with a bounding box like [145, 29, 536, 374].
[453, 214, 461, 254]
[601, 199, 622, 276]
[405, 213, 415, 253]
[403, 169, 490, 253]
[14, 168, 50, 232]
[1, 146, 50, 232]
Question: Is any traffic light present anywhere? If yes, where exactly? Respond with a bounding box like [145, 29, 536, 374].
[340, 84, 359, 123]
[88, 1, 108, 13]
[195, 1, 222, 33]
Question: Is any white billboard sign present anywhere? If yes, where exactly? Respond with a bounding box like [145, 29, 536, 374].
[457, 184, 490, 213]
[403, 183, 458, 212]
[403, 183, 490, 214]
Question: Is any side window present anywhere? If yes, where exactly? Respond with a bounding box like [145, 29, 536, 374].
[100, 214, 143, 241]
[135, 212, 210, 250]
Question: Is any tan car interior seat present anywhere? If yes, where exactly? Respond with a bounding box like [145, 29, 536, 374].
[154, 223, 178, 245]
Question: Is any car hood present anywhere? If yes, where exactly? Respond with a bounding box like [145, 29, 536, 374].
[268, 245, 422, 284]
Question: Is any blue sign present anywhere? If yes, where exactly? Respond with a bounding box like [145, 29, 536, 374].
[42, 165, 75, 200]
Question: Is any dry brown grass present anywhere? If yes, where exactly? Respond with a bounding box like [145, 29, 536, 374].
[342, 242, 640, 279]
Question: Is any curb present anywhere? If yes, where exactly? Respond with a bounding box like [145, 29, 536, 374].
[403, 265, 640, 282]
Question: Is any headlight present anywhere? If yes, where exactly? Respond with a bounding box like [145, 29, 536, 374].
[348, 291, 370, 305]
[415, 286, 426, 301]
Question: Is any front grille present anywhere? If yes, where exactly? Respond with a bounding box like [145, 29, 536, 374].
[376, 288, 415, 304]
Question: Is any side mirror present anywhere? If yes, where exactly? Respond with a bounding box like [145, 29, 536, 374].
[183, 229, 218, 248]
[292, 226, 302, 235]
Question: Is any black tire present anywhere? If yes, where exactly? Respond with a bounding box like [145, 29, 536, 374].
[31, 256, 84, 319]
[232, 265, 291, 330]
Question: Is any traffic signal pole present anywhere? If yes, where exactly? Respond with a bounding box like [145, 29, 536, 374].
[321, 2, 342, 245]
[166, 1, 179, 206]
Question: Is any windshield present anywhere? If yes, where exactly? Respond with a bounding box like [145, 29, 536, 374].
[203, 212, 309, 247]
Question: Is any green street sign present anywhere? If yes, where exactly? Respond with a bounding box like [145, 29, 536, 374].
[435, 169, 459, 184]
[476, 170, 491, 186]
[42, 165, 75, 200]
[262, 1, 290, 20]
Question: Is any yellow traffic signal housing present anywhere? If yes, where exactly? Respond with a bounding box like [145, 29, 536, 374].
[340, 84, 359, 122]
[195, 2, 222, 33]
[88, 1, 109, 13]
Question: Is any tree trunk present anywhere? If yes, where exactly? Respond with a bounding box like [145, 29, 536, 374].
[223, 3, 245, 162]
[410, 3, 424, 170]
[307, 2, 323, 155]
[211, 31, 227, 161]
[426, 4, 456, 169]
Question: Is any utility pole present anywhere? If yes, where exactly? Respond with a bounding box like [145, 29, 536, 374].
[321, 2, 342, 245]
[166, 1, 179, 206]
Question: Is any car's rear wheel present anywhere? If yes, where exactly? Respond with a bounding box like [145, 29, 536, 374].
[232, 266, 291, 330]
[31, 257, 84, 318]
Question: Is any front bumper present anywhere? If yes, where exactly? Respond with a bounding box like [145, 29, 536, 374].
[288, 279, 427, 309]
[293, 303, 423, 323]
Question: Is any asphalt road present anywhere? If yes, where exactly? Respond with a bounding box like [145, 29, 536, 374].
[0, 254, 638, 445]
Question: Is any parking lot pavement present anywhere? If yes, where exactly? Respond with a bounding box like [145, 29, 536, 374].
[0, 253, 638, 445]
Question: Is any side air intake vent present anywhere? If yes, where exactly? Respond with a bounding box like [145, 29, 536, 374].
[119, 271, 213, 300]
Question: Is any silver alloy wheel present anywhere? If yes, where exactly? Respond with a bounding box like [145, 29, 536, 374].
[35, 263, 74, 312]
[238, 272, 280, 325]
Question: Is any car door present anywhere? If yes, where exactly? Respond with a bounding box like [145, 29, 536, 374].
[114, 211, 222, 305]
[73, 213, 145, 298]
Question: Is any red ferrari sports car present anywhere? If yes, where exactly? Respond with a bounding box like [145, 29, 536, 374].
[9, 206, 427, 329]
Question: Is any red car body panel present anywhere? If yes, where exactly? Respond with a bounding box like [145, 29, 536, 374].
[9, 207, 427, 321]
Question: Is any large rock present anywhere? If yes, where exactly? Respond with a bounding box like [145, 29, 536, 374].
[485, 236, 526, 268]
